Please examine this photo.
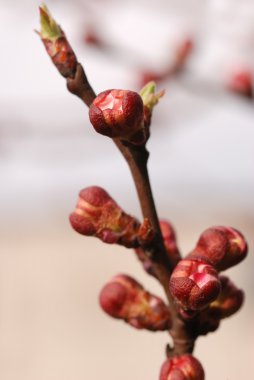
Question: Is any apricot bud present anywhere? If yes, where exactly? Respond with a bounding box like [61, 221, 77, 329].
[69, 186, 140, 248]
[210, 275, 244, 319]
[159, 354, 204, 380]
[89, 89, 144, 142]
[191, 226, 247, 271]
[169, 258, 221, 311]
[99, 274, 171, 331]
[160, 220, 181, 267]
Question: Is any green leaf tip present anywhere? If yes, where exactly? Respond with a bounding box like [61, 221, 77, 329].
[140, 81, 165, 111]
[39, 3, 62, 40]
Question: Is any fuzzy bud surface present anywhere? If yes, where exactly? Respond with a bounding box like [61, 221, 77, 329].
[169, 258, 221, 311]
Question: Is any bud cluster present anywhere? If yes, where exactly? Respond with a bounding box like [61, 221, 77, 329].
[99, 274, 171, 331]
[159, 354, 204, 380]
[169, 225, 247, 320]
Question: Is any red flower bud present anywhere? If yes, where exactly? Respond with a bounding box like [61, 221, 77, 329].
[169, 258, 221, 311]
[99, 274, 171, 331]
[191, 226, 247, 271]
[89, 89, 144, 141]
[39, 5, 77, 78]
[159, 354, 204, 380]
[210, 275, 244, 319]
[227, 69, 253, 98]
[160, 220, 181, 267]
[175, 38, 193, 66]
[196, 276, 243, 335]
[69, 186, 140, 248]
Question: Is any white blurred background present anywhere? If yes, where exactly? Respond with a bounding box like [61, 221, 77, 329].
[0, 0, 254, 379]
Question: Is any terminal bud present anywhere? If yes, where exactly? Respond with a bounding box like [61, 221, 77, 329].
[38, 5, 77, 78]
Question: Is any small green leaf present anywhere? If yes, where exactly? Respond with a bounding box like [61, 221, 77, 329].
[139, 81, 165, 111]
[39, 4, 62, 40]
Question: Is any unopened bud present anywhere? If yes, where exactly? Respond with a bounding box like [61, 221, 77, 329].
[99, 274, 171, 331]
[160, 220, 181, 267]
[89, 89, 145, 143]
[38, 5, 77, 78]
[175, 38, 193, 66]
[191, 226, 247, 271]
[169, 258, 221, 311]
[69, 186, 140, 248]
[159, 354, 204, 380]
[227, 69, 253, 98]
[196, 276, 243, 335]
[210, 275, 244, 319]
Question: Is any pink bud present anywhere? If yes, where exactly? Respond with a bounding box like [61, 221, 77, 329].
[159, 354, 204, 380]
[99, 274, 171, 331]
[227, 69, 253, 98]
[169, 258, 221, 311]
[210, 275, 244, 319]
[160, 220, 181, 267]
[191, 226, 247, 271]
[69, 186, 140, 248]
[89, 89, 144, 141]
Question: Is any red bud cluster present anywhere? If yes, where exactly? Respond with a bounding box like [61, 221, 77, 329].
[69, 186, 140, 248]
[169, 258, 221, 311]
[99, 274, 171, 331]
[189, 226, 247, 271]
[89, 89, 146, 143]
[159, 354, 204, 380]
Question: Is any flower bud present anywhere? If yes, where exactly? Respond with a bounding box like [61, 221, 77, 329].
[169, 258, 221, 311]
[69, 186, 140, 248]
[159, 354, 204, 380]
[210, 275, 244, 319]
[99, 274, 171, 331]
[160, 220, 181, 267]
[175, 38, 193, 66]
[38, 5, 77, 78]
[89, 89, 144, 142]
[227, 69, 253, 98]
[190, 226, 247, 271]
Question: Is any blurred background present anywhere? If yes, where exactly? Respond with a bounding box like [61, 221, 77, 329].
[1, 0, 254, 379]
